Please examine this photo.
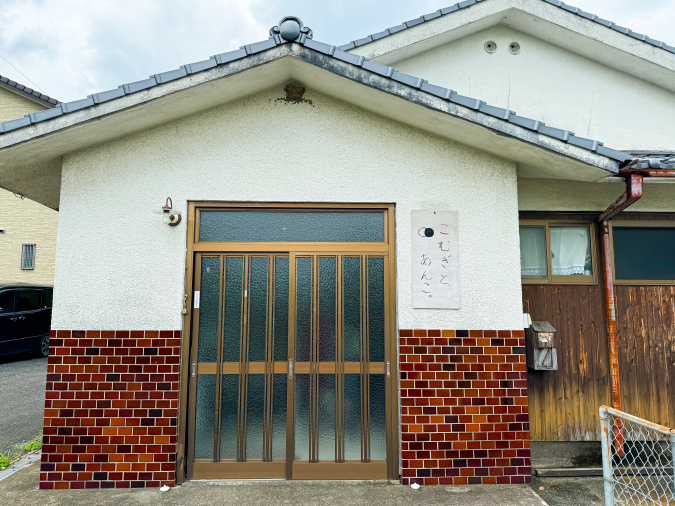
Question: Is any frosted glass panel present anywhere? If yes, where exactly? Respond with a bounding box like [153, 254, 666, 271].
[248, 257, 268, 362]
[198, 257, 220, 362]
[199, 211, 384, 242]
[194, 374, 216, 460]
[274, 258, 289, 362]
[219, 374, 238, 460]
[344, 374, 362, 461]
[370, 375, 386, 460]
[319, 257, 336, 362]
[272, 374, 287, 460]
[294, 374, 310, 461]
[222, 257, 242, 362]
[295, 257, 313, 363]
[318, 374, 336, 461]
[368, 258, 385, 363]
[246, 374, 265, 460]
[343, 257, 361, 362]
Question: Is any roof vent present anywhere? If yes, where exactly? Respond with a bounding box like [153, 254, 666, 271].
[270, 16, 313, 42]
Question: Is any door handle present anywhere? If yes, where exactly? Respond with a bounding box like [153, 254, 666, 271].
[387, 361, 391, 378]
[191, 361, 196, 378]
[288, 359, 293, 379]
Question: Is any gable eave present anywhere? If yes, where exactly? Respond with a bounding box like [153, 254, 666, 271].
[0, 42, 624, 210]
[346, 0, 675, 93]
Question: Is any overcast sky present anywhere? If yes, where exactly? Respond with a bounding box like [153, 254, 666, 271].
[0, 0, 673, 103]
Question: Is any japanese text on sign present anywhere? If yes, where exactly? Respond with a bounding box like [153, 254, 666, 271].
[411, 210, 460, 309]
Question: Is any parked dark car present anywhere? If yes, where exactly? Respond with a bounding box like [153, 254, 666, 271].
[0, 283, 52, 357]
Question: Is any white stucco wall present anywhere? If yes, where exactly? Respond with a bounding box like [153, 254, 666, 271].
[52, 85, 523, 331]
[391, 25, 675, 151]
[518, 178, 675, 212]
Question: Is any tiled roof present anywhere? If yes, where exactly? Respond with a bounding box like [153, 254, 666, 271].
[0, 74, 59, 107]
[0, 17, 631, 164]
[628, 152, 675, 170]
[337, 0, 675, 55]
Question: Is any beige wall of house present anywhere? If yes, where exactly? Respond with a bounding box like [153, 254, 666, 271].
[387, 24, 675, 152]
[0, 187, 58, 284]
[0, 86, 56, 284]
[0, 86, 47, 123]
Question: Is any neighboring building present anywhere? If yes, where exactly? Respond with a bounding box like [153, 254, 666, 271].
[0, 75, 59, 283]
[0, 1, 673, 491]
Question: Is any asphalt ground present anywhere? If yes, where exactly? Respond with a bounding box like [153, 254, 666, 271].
[0, 353, 48, 454]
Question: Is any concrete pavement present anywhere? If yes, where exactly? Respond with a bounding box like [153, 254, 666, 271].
[1, 462, 549, 506]
[0, 353, 47, 454]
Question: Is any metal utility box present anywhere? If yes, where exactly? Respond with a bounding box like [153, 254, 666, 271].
[526, 321, 558, 371]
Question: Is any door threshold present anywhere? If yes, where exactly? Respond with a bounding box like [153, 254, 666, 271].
[183, 479, 397, 486]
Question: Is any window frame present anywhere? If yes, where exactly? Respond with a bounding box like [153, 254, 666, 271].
[519, 219, 599, 285]
[609, 221, 675, 286]
[20, 243, 36, 270]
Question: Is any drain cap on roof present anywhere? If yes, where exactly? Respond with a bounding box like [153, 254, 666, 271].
[271, 16, 313, 41]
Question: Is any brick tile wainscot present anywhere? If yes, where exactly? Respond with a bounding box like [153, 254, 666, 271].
[40, 330, 181, 490]
[399, 329, 531, 486]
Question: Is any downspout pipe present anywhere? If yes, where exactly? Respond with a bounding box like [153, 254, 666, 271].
[598, 171, 643, 411]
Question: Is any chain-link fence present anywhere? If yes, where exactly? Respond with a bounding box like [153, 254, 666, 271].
[600, 406, 675, 505]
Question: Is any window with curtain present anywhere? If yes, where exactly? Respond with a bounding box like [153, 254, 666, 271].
[519, 221, 595, 284]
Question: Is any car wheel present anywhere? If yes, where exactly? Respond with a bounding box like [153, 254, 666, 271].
[40, 333, 50, 357]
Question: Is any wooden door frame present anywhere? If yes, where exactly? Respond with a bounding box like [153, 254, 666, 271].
[177, 202, 398, 482]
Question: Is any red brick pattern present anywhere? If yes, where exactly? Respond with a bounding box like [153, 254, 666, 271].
[399, 329, 531, 486]
[39, 330, 181, 490]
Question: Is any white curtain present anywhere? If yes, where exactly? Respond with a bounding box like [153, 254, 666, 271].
[520, 226, 547, 277]
[550, 226, 592, 276]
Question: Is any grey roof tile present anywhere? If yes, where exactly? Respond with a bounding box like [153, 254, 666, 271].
[0, 73, 59, 106]
[0, 24, 635, 165]
[391, 70, 423, 88]
[213, 48, 248, 65]
[339, 0, 675, 56]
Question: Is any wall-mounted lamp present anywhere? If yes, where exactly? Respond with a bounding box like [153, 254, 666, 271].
[154, 197, 181, 226]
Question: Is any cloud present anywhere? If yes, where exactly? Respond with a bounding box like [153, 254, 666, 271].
[0, 0, 672, 102]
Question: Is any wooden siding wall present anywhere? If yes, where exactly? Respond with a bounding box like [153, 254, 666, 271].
[521, 213, 675, 441]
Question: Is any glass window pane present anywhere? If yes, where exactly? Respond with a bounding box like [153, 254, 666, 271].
[295, 257, 313, 363]
[319, 257, 336, 362]
[220, 374, 239, 460]
[222, 257, 243, 362]
[272, 374, 287, 461]
[294, 374, 310, 461]
[246, 374, 265, 460]
[195, 374, 216, 460]
[44, 289, 53, 308]
[550, 226, 593, 276]
[198, 257, 220, 362]
[318, 374, 336, 462]
[17, 290, 40, 312]
[369, 375, 387, 461]
[343, 258, 361, 362]
[0, 291, 15, 314]
[368, 258, 385, 363]
[344, 374, 362, 461]
[614, 227, 675, 280]
[248, 258, 268, 363]
[274, 258, 289, 362]
[519, 226, 547, 278]
[199, 211, 384, 242]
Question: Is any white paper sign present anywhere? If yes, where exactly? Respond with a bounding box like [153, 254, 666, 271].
[412, 210, 460, 309]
